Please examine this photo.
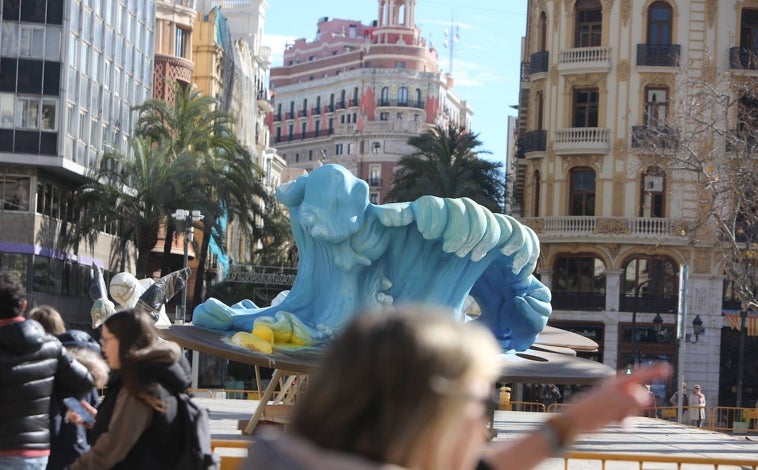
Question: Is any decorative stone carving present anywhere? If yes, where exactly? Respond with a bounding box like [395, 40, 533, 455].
[620, 0, 632, 26]
[617, 60, 630, 82]
[607, 243, 620, 256]
[705, 0, 717, 27]
[550, 67, 559, 86]
[596, 218, 629, 234]
[613, 138, 628, 160]
[553, 0, 562, 31]
[526, 218, 546, 233]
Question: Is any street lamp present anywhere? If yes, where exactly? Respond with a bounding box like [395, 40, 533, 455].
[631, 279, 651, 366]
[653, 312, 704, 343]
[171, 209, 204, 324]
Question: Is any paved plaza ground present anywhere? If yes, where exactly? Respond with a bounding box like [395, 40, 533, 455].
[199, 397, 758, 469]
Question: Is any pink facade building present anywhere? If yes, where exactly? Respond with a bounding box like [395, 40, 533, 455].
[268, 0, 472, 203]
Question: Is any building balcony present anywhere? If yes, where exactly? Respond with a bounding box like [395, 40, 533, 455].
[368, 177, 382, 187]
[285, 111, 294, 119]
[376, 99, 425, 109]
[529, 50, 549, 75]
[298, 109, 307, 118]
[553, 127, 611, 155]
[523, 129, 547, 157]
[726, 129, 758, 153]
[521, 216, 690, 244]
[730, 47, 758, 71]
[630, 125, 680, 150]
[557, 46, 611, 73]
[363, 120, 423, 133]
[520, 61, 531, 82]
[619, 292, 678, 313]
[636, 44, 680, 67]
[273, 128, 334, 144]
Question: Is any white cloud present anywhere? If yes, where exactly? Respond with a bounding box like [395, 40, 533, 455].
[262, 34, 296, 66]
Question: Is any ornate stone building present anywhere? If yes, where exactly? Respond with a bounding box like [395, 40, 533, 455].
[153, 0, 196, 102]
[515, 0, 758, 406]
[268, 0, 472, 203]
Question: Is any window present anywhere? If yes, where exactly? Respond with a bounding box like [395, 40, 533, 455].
[644, 87, 668, 126]
[640, 166, 665, 217]
[415, 88, 422, 107]
[369, 164, 381, 185]
[19, 25, 44, 58]
[569, 167, 595, 216]
[371, 142, 381, 153]
[175, 27, 189, 58]
[379, 112, 389, 121]
[353, 86, 359, 105]
[335, 143, 343, 155]
[395, 61, 406, 69]
[647, 1, 672, 45]
[1, 176, 31, 211]
[370, 192, 379, 204]
[552, 255, 606, 310]
[41, 99, 57, 130]
[380, 86, 389, 105]
[539, 12, 548, 51]
[575, 0, 602, 47]
[0, 93, 13, 127]
[739, 8, 758, 49]
[572, 88, 599, 127]
[17, 98, 39, 128]
[397, 86, 408, 105]
[620, 256, 678, 313]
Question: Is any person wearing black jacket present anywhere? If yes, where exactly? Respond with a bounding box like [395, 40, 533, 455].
[69, 308, 191, 469]
[0, 273, 94, 469]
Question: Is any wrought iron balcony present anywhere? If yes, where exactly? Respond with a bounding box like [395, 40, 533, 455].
[636, 44, 680, 67]
[631, 125, 680, 150]
[520, 61, 531, 82]
[529, 50, 549, 75]
[524, 130, 547, 154]
[730, 47, 758, 70]
[376, 99, 425, 109]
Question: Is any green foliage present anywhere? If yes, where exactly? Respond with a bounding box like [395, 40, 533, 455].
[386, 124, 505, 213]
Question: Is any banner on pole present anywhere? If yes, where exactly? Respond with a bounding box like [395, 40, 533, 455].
[723, 310, 758, 336]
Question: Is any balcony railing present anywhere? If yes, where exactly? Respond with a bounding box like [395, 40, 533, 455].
[273, 128, 334, 143]
[636, 44, 681, 67]
[285, 111, 294, 119]
[524, 130, 547, 154]
[631, 125, 680, 149]
[557, 46, 611, 72]
[520, 61, 531, 82]
[368, 177, 382, 187]
[730, 47, 758, 70]
[726, 129, 758, 153]
[521, 216, 689, 240]
[298, 109, 307, 118]
[553, 127, 611, 155]
[529, 50, 549, 74]
[551, 292, 605, 311]
[377, 99, 425, 109]
[619, 292, 678, 313]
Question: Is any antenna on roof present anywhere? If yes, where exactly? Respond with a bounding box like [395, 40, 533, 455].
[443, 16, 460, 75]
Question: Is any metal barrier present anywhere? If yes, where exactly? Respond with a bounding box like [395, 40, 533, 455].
[188, 388, 262, 400]
[505, 401, 546, 412]
[561, 451, 758, 469]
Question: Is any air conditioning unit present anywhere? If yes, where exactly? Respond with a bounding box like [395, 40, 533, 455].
[644, 175, 664, 192]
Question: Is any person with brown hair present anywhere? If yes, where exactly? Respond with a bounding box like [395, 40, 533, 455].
[246, 306, 671, 470]
[68, 309, 191, 469]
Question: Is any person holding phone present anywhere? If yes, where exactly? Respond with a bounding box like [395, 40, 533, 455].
[68, 309, 191, 470]
[49, 330, 109, 470]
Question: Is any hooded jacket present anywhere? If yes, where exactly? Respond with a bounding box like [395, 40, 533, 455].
[0, 318, 94, 454]
[70, 340, 191, 470]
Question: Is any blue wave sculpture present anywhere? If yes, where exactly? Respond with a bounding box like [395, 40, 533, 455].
[193, 164, 551, 352]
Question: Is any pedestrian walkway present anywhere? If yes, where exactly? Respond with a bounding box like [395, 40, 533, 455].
[199, 397, 758, 469]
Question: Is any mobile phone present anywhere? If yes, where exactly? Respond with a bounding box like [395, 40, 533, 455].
[63, 397, 95, 425]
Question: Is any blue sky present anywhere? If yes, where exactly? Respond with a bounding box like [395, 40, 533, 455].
[262, 0, 528, 166]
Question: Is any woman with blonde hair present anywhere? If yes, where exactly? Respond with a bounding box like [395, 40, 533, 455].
[29, 305, 67, 335]
[247, 305, 671, 470]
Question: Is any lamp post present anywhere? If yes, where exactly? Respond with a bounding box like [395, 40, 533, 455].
[631, 279, 651, 367]
[171, 209, 204, 324]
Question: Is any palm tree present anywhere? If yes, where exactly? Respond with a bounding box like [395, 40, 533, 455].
[70, 137, 193, 278]
[134, 83, 274, 308]
[386, 124, 505, 213]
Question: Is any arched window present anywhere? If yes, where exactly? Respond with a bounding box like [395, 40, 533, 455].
[315, 96, 321, 112]
[644, 86, 668, 126]
[340, 89, 346, 107]
[353, 87, 359, 106]
[533, 170, 541, 217]
[329, 93, 335, 111]
[647, 1, 672, 45]
[575, 0, 602, 47]
[619, 256, 678, 313]
[640, 166, 665, 217]
[415, 88, 422, 107]
[397, 86, 409, 105]
[569, 167, 595, 216]
[398, 3, 406, 25]
[380, 87, 389, 105]
[552, 254, 606, 310]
